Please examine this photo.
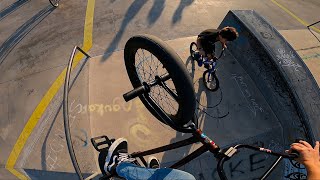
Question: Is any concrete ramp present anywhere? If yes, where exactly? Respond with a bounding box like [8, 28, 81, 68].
[88, 10, 320, 180]
[219, 10, 320, 143]
[16, 10, 319, 180]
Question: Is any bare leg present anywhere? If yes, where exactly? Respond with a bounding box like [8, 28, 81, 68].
[196, 38, 206, 57]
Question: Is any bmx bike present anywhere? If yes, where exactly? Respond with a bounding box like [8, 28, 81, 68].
[49, 0, 59, 7]
[90, 34, 299, 180]
[189, 42, 225, 92]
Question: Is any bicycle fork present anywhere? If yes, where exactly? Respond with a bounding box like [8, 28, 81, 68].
[206, 66, 216, 82]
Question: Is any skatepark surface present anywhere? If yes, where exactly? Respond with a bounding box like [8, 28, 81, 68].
[1, 1, 320, 180]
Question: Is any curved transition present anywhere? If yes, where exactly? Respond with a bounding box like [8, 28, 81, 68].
[87, 10, 320, 180]
[17, 10, 319, 180]
[219, 10, 320, 144]
[192, 10, 320, 179]
[155, 10, 320, 180]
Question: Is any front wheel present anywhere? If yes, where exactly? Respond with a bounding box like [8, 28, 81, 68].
[124, 34, 196, 126]
[49, 0, 59, 7]
[203, 70, 219, 91]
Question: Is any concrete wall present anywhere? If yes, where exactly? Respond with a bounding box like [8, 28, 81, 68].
[219, 10, 320, 144]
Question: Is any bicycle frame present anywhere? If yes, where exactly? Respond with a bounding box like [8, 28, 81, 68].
[195, 48, 223, 74]
[95, 38, 299, 179]
[117, 44, 299, 179]
[96, 121, 297, 180]
[128, 125, 297, 180]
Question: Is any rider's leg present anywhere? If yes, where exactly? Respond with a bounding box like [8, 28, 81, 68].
[116, 162, 196, 180]
[104, 138, 196, 180]
[104, 138, 136, 175]
[196, 38, 206, 57]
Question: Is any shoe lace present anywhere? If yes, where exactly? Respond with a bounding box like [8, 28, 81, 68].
[107, 152, 136, 172]
[118, 153, 136, 164]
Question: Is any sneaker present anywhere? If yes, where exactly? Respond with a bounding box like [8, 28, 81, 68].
[104, 138, 136, 175]
[147, 156, 160, 169]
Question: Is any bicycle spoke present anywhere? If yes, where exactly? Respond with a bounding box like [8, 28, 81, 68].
[125, 36, 198, 127]
[160, 89, 178, 114]
[134, 48, 180, 116]
[151, 86, 178, 115]
[141, 49, 153, 82]
[136, 49, 164, 83]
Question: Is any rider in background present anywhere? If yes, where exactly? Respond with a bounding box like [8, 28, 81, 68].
[196, 27, 239, 66]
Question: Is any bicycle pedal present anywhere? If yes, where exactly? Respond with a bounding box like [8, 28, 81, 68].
[91, 135, 114, 152]
[99, 173, 113, 180]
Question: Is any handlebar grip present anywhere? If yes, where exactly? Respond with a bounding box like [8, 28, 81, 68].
[289, 138, 304, 159]
[289, 152, 299, 159]
[123, 85, 148, 102]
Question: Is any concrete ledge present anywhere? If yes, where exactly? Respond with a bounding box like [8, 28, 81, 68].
[219, 10, 320, 142]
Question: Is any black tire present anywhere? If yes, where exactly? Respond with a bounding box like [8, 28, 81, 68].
[190, 42, 198, 60]
[49, 0, 59, 7]
[124, 34, 196, 126]
[203, 70, 219, 91]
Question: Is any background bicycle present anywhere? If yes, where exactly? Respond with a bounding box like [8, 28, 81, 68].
[190, 42, 224, 92]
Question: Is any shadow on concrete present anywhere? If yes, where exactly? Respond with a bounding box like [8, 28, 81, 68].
[40, 57, 89, 171]
[0, 5, 55, 66]
[40, 102, 61, 171]
[101, 0, 195, 61]
[101, 0, 147, 62]
[147, 0, 165, 26]
[185, 56, 196, 80]
[161, 56, 228, 175]
[185, 55, 228, 121]
[172, 0, 194, 25]
[0, 0, 30, 21]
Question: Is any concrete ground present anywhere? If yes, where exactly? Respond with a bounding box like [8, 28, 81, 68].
[0, 0, 319, 179]
[88, 37, 283, 179]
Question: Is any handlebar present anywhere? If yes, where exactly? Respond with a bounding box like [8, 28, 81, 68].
[208, 48, 225, 63]
[216, 48, 225, 59]
[215, 144, 299, 180]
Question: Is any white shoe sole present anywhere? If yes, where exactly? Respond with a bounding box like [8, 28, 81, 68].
[147, 156, 160, 169]
[104, 138, 127, 172]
